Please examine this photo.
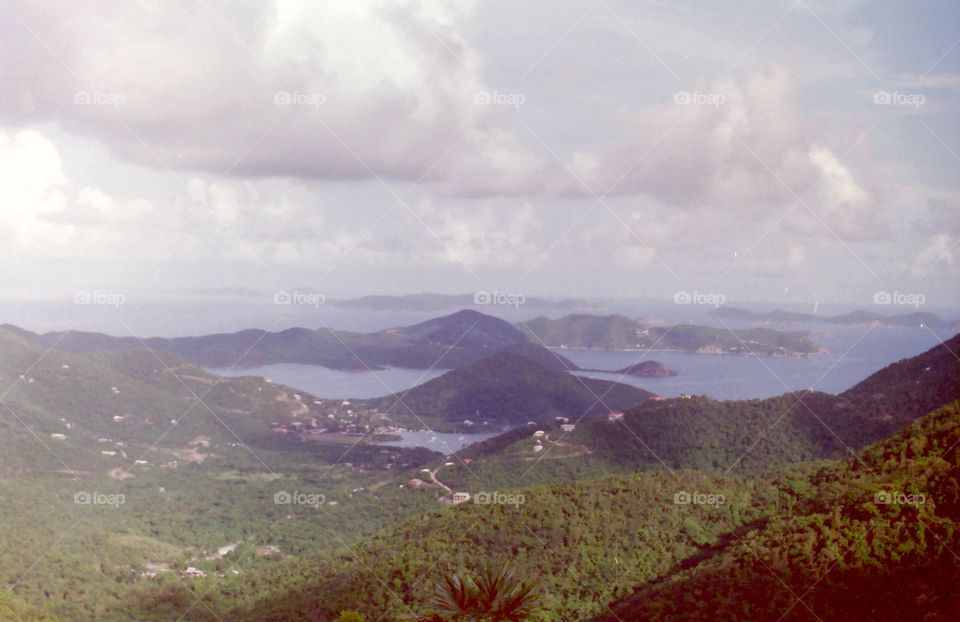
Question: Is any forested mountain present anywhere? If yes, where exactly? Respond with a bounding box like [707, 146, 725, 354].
[595, 401, 960, 621]
[3, 310, 536, 371]
[151, 403, 956, 622]
[0, 325, 437, 471]
[517, 314, 821, 356]
[5, 308, 825, 375]
[364, 351, 651, 431]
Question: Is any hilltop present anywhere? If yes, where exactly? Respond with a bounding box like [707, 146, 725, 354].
[3, 310, 539, 371]
[517, 314, 821, 356]
[613, 360, 677, 377]
[364, 351, 652, 431]
[6, 310, 824, 377]
[0, 325, 438, 472]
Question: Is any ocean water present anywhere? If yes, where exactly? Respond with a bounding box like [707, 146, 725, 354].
[6, 298, 954, 402]
[205, 324, 957, 402]
[377, 430, 499, 453]
[565, 324, 956, 400]
[206, 363, 446, 399]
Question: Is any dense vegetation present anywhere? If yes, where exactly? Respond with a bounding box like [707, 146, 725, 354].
[611, 360, 676, 377]
[1, 324, 956, 621]
[4, 310, 535, 371]
[595, 401, 960, 621]
[365, 352, 652, 431]
[8, 308, 825, 374]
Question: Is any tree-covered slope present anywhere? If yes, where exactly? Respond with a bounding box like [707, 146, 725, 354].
[431, 333, 960, 490]
[142, 401, 958, 622]
[365, 351, 653, 431]
[594, 400, 960, 621]
[5, 310, 543, 371]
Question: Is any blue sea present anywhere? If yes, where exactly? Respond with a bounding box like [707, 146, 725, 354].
[5, 296, 955, 402]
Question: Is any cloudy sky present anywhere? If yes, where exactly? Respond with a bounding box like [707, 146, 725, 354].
[1, 0, 958, 308]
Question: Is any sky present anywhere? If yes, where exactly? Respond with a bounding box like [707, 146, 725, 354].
[0, 0, 958, 310]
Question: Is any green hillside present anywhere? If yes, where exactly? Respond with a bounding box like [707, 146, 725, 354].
[118, 401, 957, 622]
[5, 310, 537, 371]
[1, 326, 956, 622]
[426, 334, 960, 491]
[364, 352, 653, 431]
[595, 401, 960, 621]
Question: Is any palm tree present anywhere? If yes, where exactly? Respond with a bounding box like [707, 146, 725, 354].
[418, 565, 541, 621]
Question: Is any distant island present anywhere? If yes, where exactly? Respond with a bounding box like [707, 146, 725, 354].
[517, 314, 823, 357]
[6, 310, 824, 374]
[713, 306, 956, 329]
[331, 292, 593, 312]
[614, 360, 677, 377]
[3, 310, 551, 371]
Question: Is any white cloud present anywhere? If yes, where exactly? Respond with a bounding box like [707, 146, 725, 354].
[0, 0, 549, 195]
[0, 129, 69, 248]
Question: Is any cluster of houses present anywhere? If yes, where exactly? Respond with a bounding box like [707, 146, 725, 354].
[269, 399, 385, 439]
[529, 418, 577, 453]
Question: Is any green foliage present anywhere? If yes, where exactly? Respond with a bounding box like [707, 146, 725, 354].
[418, 565, 540, 621]
[10, 310, 537, 371]
[367, 352, 652, 431]
[593, 401, 960, 621]
[1, 325, 957, 622]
